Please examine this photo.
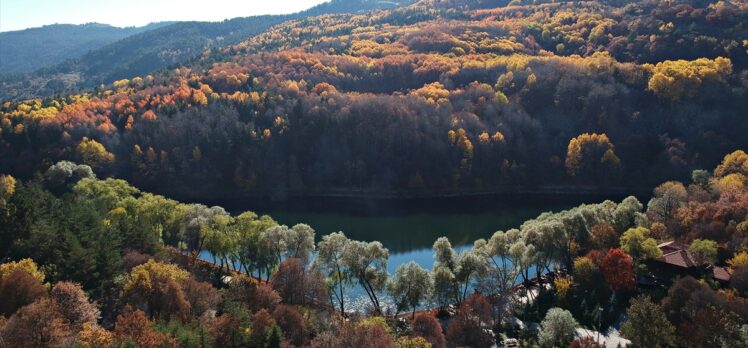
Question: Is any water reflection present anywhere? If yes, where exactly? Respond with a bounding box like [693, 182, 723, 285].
[202, 193, 637, 311]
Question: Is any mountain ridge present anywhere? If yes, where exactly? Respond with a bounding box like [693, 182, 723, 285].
[0, 22, 172, 75]
[0, 0, 418, 101]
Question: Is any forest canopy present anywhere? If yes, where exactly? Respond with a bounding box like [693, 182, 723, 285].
[1, 0, 748, 201]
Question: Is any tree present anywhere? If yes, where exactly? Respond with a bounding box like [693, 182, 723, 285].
[0, 258, 45, 283]
[259, 223, 316, 273]
[660, 276, 704, 326]
[180, 204, 230, 260]
[554, 276, 573, 307]
[73, 178, 139, 212]
[445, 296, 496, 348]
[463, 293, 493, 324]
[433, 237, 457, 271]
[411, 313, 446, 348]
[689, 239, 718, 265]
[1, 298, 71, 348]
[123, 260, 191, 321]
[315, 231, 351, 315]
[432, 237, 460, 307]
[692, 169, 711, 188]
[153, 320, 214, 348]
[565, 133, 620, 179]
[397, 336, 431, 348]
[619, 227, 662, 266]
[77, 322, 115, 348]
[271, 258, 326, 305]
[715, 150, 748, 178]
[647, 181, 687, 222]
[313, 320, 397, 348]
[343, 240, 389, 313]
[432, 266, 457, 309]
[233, 211, 277, 277]
[253, 283, 283, 314]
[387, 262, 432, 318]
[43, 161, 95, 194]
[285, 223, 316, 263]
[453, 249, 486, 303]
[681, 305, 744, 348]
[272, 305, 306, 346]
[573, 256, 601, 290]
[249, 309, 278, 348]
[537, 307, 578, 347]
[647, 57, 732, 101]
[224, 275, 281, 314]
[50, 281, 99, 330]
[620, 296, 675, 348]
[0, 174, 17, 208]
[479, 230, 526, 300]
[202, 214, 237, 272]
[729, 251, 748, 270]
[76, 137, 115, 169]
[114, 306, 177, 348]
[266, 325, 282, 348]
[731, 266, 748, 297]
[589, 223, 618, 250]
[0, 269, 48, 317]
[599, 249, 635, 292]
[180, 277, 221, 317]
[611, 197, 643, 230]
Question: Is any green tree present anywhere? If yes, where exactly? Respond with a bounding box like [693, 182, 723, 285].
[73, 178, 140, 212]
[233, 211, 277, 277]
[387, 261, 432, 319]
[689, 239, 718, 265]
[314, 231, 351, 316]
[453, 249, 485, 303]
[202, 214, 238, 272]
[621, 296, 675, 348]
[343, 240, 389, 314]
[538, 307, 578, 347]
[619, 227, 662, 266]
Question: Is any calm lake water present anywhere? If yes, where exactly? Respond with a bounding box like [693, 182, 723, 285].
[206, 193, 631, 311]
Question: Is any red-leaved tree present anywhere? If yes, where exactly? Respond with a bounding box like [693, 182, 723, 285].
[411, 313, 446, 348]
[600, 249, 635, 292]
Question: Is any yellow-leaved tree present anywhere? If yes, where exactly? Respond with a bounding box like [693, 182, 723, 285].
[76, 137, 114, 169]
[565, 133, 621, 181]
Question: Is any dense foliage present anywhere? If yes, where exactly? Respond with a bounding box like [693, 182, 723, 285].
[0, 0, 417, 101]
[2, 0, 747, 200]
[0, 149, 747, 346]
[3, 0, 748, 346]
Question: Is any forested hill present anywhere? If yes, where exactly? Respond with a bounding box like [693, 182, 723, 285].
[1, 0, 747, 200]
[0, 0, 418, 101]
[0, 22, 170, 74]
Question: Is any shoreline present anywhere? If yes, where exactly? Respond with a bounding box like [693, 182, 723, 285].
[150, 185, 653, 205]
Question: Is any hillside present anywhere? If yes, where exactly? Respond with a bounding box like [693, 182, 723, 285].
[0, 22, 170, 74]
[0, 0, 417, 101]
[3, 1, 748, 347]
[1, 0, 747, 201]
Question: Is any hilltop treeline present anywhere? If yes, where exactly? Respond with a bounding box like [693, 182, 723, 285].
[2, 0, 748, 199]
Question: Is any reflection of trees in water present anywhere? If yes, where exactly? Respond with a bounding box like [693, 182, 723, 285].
[264, 202, 579, 254]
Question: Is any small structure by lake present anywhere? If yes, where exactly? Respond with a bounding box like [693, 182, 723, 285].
[644, 241, 731, 285]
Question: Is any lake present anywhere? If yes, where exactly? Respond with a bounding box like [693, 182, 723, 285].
[206, 192, 633, 311]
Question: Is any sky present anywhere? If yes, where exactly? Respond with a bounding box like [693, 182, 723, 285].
[0, 0, 331, 32]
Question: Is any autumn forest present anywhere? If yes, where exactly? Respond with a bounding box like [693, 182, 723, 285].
[1, 0, 748, 347]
